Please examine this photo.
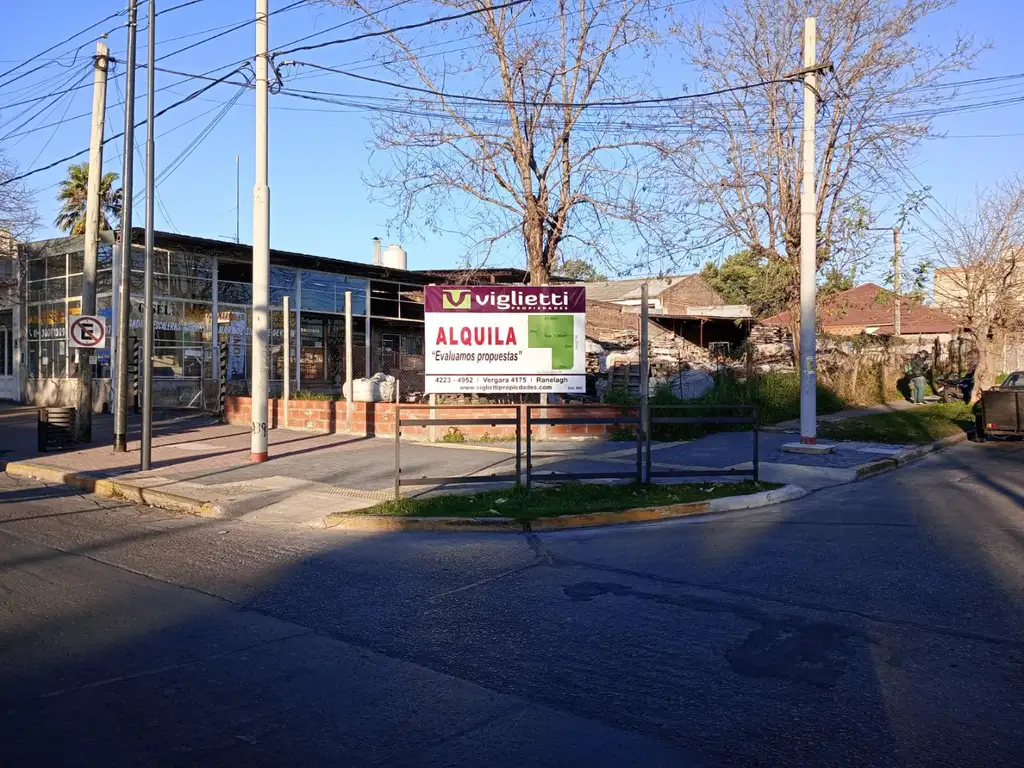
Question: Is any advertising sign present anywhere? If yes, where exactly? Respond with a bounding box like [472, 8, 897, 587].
[424, 285, 586, 394]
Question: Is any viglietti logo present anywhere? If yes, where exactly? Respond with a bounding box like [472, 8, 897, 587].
[441, 288, 472, 310]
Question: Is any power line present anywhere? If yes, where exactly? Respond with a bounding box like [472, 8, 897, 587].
[1, 66, 248, 187]
[282, 60, 795, 109]
[273, 0, 532, 58]
[0, 10, 126, 88]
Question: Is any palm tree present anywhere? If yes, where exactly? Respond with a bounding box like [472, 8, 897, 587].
[54, 163, 122, 235]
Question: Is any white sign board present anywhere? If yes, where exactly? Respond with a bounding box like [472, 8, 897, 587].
[424, 285, 587, 394]
[68, 315, 107, 349]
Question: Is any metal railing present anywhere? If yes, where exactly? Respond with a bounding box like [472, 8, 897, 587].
[525, 404, 642, 489]
[646, 405, 759, 482]
[393, 404, 522, 499]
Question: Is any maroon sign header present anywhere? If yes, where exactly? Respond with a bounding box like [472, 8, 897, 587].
[425, 285, 586, 314]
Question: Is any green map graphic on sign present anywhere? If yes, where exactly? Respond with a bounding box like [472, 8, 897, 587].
[528, 314, 575, 370]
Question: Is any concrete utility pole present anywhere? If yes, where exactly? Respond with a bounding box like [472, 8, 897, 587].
[283, 294, 290, 426]
[114, 0, 138, 453]
[345, 290, 353, 420]
[251, 0, 271, 462]
[76, 40, 110, 443]
[639, 282, 650, 479]
[893, 226, 902, 337]
[798, 16, 818, 445]
[140, 0, 156, 470]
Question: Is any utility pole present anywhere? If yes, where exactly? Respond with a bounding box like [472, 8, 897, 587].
[76, 40, 110, 443]
[251, 0, 271, 462]
[798, 16, 818, 445]
[140, 0, 156, 470]
[893, 226, 902, 337]
[639, 282, 650, 480]
[114, 0, 138, 453]
[235, 154, 240, 244]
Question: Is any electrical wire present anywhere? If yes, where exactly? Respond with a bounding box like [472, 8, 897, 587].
[272, 0, 532, 57]
[0, 10, 126, 88]
[1, 66, 249, 187]
[282, 60, 796, 109]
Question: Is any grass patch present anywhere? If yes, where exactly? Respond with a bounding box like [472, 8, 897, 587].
[818, 402, 975, 445]
[605, 372, 847, 440]
[360, 480, 780, 520]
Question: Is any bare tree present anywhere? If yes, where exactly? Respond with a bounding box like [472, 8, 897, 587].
[0, 153, 38, 300]
[672, 0, 976, 303]
[931, 178, 1024, 402]
[315, 0, 685, 284]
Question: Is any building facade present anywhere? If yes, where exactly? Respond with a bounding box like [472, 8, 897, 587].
[10, 230, 431, 410]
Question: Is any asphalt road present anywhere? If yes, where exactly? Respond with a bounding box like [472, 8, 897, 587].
[1, 440, 1023, 766]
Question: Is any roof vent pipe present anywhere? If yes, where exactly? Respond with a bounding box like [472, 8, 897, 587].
[372, 237, 382, 265]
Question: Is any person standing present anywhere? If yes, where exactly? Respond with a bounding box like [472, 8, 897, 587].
[911, 351, 929, 404]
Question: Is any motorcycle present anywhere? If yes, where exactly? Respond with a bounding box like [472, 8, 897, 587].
[935, 374, 973, 403]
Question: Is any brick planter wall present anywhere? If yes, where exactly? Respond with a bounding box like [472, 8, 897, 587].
[222, 397, 635, 441]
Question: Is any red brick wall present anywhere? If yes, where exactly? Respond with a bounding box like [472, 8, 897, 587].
[223, 397, 635, 441]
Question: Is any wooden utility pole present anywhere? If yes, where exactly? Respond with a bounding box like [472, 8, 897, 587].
[76, 40, 110, 443]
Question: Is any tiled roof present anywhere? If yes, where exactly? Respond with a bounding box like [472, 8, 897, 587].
[761, 283, 957, 334]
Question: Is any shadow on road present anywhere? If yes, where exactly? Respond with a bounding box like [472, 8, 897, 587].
[1, 442, 1023, 765]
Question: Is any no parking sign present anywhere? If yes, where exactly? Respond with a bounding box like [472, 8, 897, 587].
[69, 315, 107, 349]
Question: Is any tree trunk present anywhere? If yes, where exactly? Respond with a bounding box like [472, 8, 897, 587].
[970, 333, 995, 404]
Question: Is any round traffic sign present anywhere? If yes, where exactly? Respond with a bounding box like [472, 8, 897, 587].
[69, 315, 107, 348]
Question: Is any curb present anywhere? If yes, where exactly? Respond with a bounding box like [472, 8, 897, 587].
[4, 461, 225, 518]
[319, 484, 807, 533]
[854, 431, 968, 478]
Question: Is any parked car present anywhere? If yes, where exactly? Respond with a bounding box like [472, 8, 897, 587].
[977, 372, 1024, 441]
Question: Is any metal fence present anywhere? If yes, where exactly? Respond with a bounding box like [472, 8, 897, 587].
[393, 404, 522, 499]
[525, 405, 642, 490]
[646, 405, 759, 482]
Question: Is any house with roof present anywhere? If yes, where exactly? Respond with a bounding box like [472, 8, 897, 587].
[761, 282, 958, 342]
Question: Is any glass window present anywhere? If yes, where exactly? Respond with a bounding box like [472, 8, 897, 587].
[270, 309, 297, 381]
[40, 302, 66, 340]
[166, 275, 213, 301]
[97, 245, 113, 270]
[68, 252, 83, 274]
[28, 258, 45, 282]
[370, 282, 400, 318]
[218, 280, 252, 304]
[68, 273, 83, 298]
[26, 305, 40, 340]
[300, 271, 367, 314]
[219, 260, 251, 283]
[169, 252, 213, 280]
[97, 269, 113, 293]
[46, 253, 66, 278]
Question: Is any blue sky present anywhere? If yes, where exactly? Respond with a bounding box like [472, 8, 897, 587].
[2, 0, 1023, 277]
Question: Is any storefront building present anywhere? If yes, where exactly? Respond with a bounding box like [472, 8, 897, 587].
[11, 230, 430, 410]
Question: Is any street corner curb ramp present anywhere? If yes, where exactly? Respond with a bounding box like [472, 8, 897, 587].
[853, 432, 969, 479]
[3, 461, 226, 518]
[319, 484, 810, 533]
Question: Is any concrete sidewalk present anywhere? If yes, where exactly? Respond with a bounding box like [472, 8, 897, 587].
[762, 399, 923, 432]
[1, 407, 965, 527]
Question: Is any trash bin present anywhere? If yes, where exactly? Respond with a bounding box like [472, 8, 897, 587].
[37, 407, 76, 452]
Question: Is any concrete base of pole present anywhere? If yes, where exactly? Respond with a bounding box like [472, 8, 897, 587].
[783, 441, 833, 455]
